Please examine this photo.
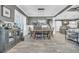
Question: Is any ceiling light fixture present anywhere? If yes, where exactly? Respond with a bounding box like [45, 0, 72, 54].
[38, 8, 45, 10]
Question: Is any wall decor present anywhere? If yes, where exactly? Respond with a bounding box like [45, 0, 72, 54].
[2, 6, 11, 18]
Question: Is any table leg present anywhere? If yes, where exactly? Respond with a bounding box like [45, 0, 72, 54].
[32, 31, 35, 39]
[48, 31, 51, 39]
[77, 33, 78, 43]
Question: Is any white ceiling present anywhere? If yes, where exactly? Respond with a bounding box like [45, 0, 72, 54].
[17, 5, 67, 17]
[17, 5, 79, 19]
[55, 11, 79, 19]
[55, 5, 79, 19]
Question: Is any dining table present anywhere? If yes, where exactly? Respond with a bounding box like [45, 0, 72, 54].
[31, 27, 53, 39]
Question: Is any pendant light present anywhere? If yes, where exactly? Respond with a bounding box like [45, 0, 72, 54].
[37, 8, 45, 25]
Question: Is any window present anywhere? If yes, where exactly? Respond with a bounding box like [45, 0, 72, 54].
[14, 10, 27, 36]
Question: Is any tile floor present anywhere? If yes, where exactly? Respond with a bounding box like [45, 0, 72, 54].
[7, 32, 79, 53]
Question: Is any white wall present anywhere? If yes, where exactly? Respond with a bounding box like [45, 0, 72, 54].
[55, 21, 62, 31]
[68, 21, 77, 28]
[52, 18, 56, 34]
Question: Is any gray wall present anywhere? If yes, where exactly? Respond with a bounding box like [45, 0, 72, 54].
[28, 17, 52, 25]
[0, 5, 27, 22]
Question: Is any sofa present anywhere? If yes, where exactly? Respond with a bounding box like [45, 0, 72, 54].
[65, 28, 79, 43]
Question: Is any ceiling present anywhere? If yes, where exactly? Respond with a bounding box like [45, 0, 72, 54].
[55, 5, 79, 20]
[17, 5, 67, 17]
[17, 5, 79, 20]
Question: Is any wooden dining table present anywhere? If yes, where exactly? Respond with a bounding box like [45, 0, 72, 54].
[31, 27, 53, 39]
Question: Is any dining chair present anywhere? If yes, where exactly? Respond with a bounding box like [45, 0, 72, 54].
[35, 32, 43, 39]
[51, 27, 54, 38]
[28, 27, 32, 38]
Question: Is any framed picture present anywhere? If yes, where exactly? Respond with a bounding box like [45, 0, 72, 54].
[2, 5, 11, 18]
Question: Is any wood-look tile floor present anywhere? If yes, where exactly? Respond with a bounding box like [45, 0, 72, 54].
[7, 32, 79, 53]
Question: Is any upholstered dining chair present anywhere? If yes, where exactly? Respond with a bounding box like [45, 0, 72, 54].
[51, 27, 54, 38]
[28, 27, 32, 38]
